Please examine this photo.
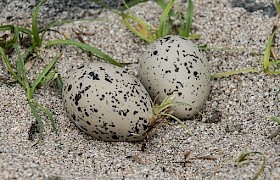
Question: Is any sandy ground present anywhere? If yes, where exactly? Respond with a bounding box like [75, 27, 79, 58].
[0, 0, 279, 179]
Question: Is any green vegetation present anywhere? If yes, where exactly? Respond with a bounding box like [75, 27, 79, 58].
[0, 0, 121, 144]
[46, 39, 122, 67]
[0, 1, 278, 178]
[263, 0, 280, 139]
[93, 0, 200, 44]
[262, 26, 280, 74]
[93, 0, 277, 79]
[0, 16, 61, 145]
[236, 151, 266, 180]
[0, 0, 278, 150]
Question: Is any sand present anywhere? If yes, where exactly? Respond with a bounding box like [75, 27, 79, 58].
[0, 0, 279, 179]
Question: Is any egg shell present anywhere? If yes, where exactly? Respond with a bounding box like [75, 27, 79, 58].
[138, 35, 211, 119]
[63, 62, 154, 142]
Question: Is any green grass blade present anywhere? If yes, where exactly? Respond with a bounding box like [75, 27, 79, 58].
[156, 0, 175, 38]
[18, 27, 34, 36]
[33, 101, 57, 133]
[266, 71, 280, 74]
[15, 46, 33, 83]
[22, 46, 34, 59]
[164, 113, 193, 135]
[270, 116, 280, 125]
[31, 54, 60, 95]
[29, 102, 44, 145]
[1, 30, 17, 50]
[32, 0, 47, 47]
[13, 26, 27, 81]
[37, 69, 58, 88]
[274, 0, 280, 15]
[55, 73, 63, 93]
[0, 25, 18, 50]
[0, 47, 24, 85]
[187, 33, 201, 40]
[8, 31, 18, 46]
[211, 68, 259, 79]
[14, 45, 34, 102]
[263, 27, 279, 73]
[154, 0, 175, 16]
[120, 0, 148, 10]
[14, 45, 26, 83]
[163, 18, 173, 36]
[1, 20, 34, 50]
[0, 25, 15, 31]
[236, 152, 265, 180]
[182, 0, 194, 37]
[46, 39, 123, 67]
[154, 0, 168, 10]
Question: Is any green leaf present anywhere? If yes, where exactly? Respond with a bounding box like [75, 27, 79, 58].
[263, 26, 280, 74]
[32, 0, 47, 47]
[0, 47, 24, 85]
[154, 0, 175, 16]
[165, 113, 193, 135]
[0, 25, 15, 31]
[270, 116, 280, 125]
[156, 0, 175, 38]
[33, 101, 57, 134]
[236, 152, 265, 180]
[31, 54, 60, 95]
[46, 39, 123, 67]
[18, 27, 34, 36]
[55, 73, 64, 93]
[120, 0, 148, 10]
[181, 0, 194, 37]
[187, 33, 201, 40]
[37, 69, 58, 88]
[13, 26, 28, 80]
[0, 25, 17, 50]
[274, 0, 280, 15]
[13, 44, 31, 90]
[29, 102, 44, 146]
[14, 46, 26, 82]
[163, 18, 173, 36]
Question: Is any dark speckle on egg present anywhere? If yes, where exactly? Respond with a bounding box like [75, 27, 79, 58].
[74, 93, 82, 105]
[89, 71, 100, 80]
[67, 84, 72, 92]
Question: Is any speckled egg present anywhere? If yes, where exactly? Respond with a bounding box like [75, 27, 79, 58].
[138, 35, 211, 119]
[63, 62, 154, 142]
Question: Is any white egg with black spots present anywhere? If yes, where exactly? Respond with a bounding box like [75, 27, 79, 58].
[139, 35, 211, 119]
[63, 62, 154, 142]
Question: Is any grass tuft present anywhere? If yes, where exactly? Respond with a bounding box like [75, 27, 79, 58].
[93, 0, 200, 44]
[262, 26, 280, 74]
[236, 152, 266, 180]
[0, 0, 123, 144]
